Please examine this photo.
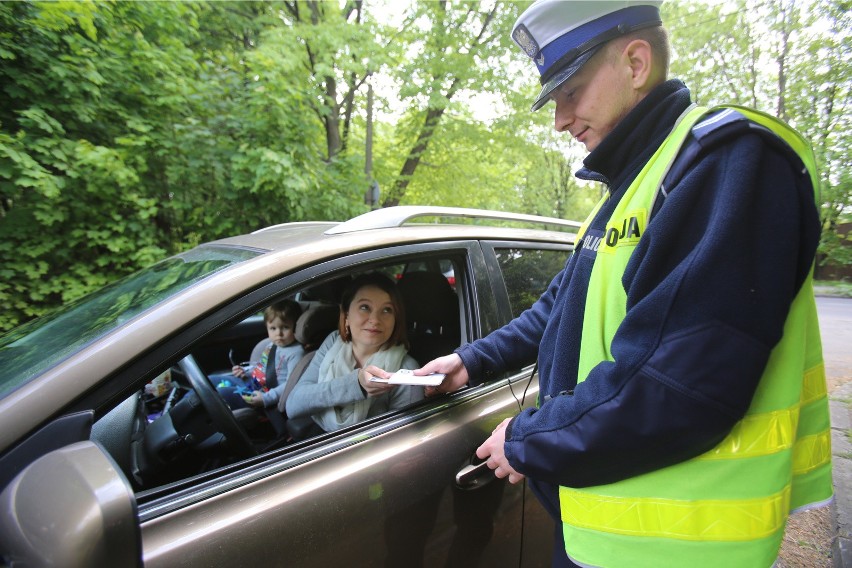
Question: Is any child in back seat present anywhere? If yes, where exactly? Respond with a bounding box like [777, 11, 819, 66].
[216, 300, 305, 411]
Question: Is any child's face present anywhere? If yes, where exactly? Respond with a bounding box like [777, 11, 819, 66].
[266, 315, 296, 347]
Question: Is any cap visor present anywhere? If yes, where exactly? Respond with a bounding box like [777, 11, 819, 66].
[530, 46, 600, 112]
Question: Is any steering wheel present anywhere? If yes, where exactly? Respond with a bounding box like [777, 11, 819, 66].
[178, 354, 257, 460]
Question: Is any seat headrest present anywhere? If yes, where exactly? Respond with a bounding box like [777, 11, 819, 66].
[300, 275, 352, 303]
[397, 272, 456, 321]
[295, 303, 340, 347]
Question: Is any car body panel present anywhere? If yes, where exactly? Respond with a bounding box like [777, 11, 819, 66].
[141, 374, 540, 567]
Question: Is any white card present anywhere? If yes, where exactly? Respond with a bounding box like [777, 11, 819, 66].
[370, 369, 446, 386]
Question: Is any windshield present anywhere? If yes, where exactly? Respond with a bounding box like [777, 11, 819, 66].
[0, 245, 261, 398]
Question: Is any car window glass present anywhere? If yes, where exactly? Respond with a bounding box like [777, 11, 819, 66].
[0, 246, 260, 398]
[495, 248, 567, 317]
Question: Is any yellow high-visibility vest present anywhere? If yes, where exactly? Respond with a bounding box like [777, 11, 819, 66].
[562, 105, 832, 568]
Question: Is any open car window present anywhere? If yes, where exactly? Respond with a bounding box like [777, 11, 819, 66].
[91, 253, 465, 494]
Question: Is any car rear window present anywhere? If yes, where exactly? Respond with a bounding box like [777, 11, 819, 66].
[495, 247, 568, 317]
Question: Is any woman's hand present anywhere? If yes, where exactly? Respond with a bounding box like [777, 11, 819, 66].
[418, 354, 469, 396]
[359, 365, 396, 398]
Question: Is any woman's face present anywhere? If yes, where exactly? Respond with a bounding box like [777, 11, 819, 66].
[345, 285, 396, 351]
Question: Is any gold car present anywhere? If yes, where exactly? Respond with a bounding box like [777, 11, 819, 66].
[0, 206, 579, 567]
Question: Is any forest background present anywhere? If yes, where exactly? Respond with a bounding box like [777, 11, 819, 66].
[0, 0, 849, 332]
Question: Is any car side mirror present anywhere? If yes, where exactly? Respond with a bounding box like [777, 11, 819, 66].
[0, 441, 141, 567]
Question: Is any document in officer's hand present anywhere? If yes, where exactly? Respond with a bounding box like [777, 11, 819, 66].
[369, 369, 446, 386]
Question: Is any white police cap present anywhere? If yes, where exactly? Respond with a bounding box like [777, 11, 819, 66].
[512, 1, 663, 111]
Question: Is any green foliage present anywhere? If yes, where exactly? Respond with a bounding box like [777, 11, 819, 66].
[380, 1, 533, 206]
[665, 0, 852, 270]
[0, 0, 189, 329]
[0, 1, 369, 331]
[1, 0, 849, 333]
[388, 113, 525, 210]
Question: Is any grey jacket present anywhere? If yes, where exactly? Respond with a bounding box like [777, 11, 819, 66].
[285, 331, 423, 429]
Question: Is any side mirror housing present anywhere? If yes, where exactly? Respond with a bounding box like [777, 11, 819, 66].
[0, 441, 141, 567]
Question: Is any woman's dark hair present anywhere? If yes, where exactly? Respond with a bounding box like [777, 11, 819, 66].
[338, 272, 408, 349]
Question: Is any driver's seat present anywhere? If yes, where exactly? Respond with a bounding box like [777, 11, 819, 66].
[397, 271, 460, 364]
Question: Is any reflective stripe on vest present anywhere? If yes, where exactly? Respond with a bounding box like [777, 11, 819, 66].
[560, 106, 832, 568]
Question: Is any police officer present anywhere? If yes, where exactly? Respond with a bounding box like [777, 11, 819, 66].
[417, 1, 831, 566]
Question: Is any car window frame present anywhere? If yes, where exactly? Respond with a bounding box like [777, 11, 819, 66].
[97, 241, 487, 511]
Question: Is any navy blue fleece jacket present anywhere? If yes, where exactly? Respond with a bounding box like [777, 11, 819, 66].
[456, 80, 820, 521]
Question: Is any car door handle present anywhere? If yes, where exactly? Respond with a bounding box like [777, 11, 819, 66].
[455, 457, 496, 490]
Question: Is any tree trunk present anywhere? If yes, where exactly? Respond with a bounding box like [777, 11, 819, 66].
[382, 106, 446, 207]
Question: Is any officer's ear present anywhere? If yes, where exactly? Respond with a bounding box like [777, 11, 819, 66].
[622, 38, 655, 92]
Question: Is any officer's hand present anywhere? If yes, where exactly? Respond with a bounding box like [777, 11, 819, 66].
[476, 417, 525, 484]
[418, 354, 469, 396]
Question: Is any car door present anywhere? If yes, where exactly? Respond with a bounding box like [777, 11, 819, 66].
[141, 379, 536, 566]
[135, 242, 546, 567]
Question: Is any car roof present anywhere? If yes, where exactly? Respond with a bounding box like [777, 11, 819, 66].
[212, 206, 580, 252]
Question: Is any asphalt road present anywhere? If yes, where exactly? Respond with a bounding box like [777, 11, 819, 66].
[816, 296, 852, 390]
[817, 296, 852, 567]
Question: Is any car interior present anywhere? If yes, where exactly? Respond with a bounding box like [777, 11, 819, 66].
[91, 256, 464, 493]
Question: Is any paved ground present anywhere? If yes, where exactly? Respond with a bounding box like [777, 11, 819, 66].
[819, 297, 852, 567]
[777, 296, 852, 567]
[831, 381, 852, 567]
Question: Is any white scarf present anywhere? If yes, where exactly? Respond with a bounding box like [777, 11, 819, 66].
[314, 336, 408, 432]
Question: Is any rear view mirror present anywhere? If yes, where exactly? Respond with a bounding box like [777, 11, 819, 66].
[0, 441, 141, 567]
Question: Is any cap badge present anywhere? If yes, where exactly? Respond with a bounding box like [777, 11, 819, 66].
[512, 24, 539, 59]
